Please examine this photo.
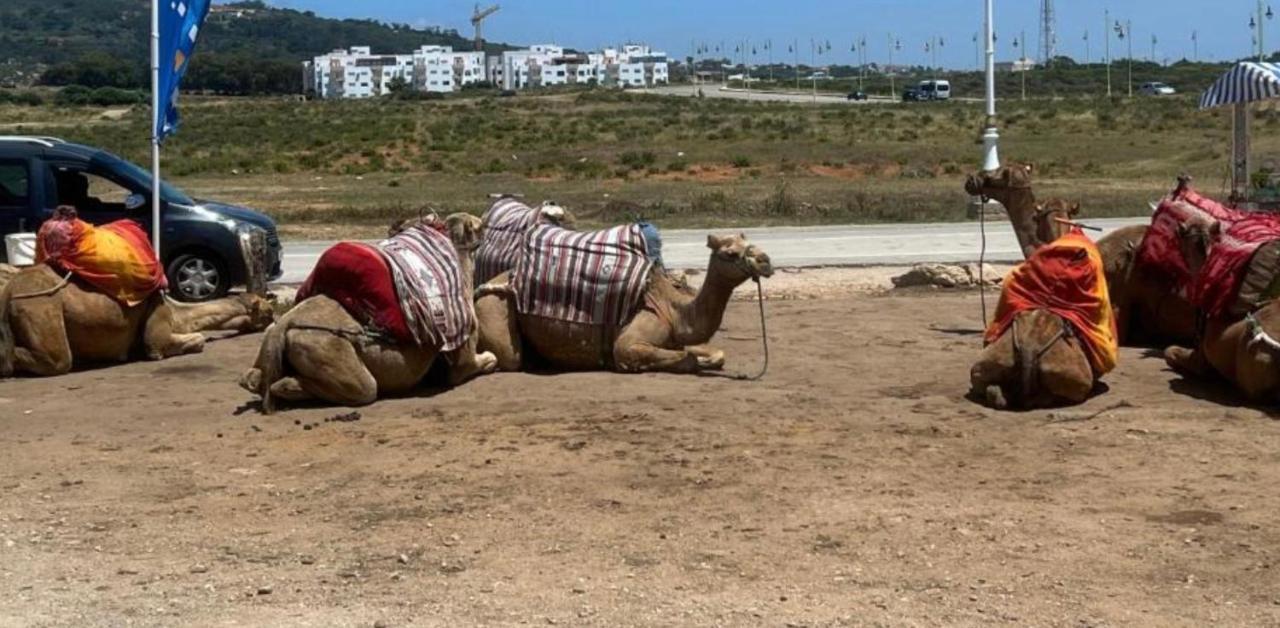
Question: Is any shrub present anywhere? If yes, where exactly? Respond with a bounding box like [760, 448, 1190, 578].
[618, 150, 657, 170]
[730, 155, 752, 168]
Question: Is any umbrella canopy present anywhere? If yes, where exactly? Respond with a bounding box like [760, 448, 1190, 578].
[1200, 61, 1280, 109]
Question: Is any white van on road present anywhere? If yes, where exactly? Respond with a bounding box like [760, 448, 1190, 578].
[918, 80, 952, 101]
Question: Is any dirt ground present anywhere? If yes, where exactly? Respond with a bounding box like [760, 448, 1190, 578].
[2, 279, 1280, 627]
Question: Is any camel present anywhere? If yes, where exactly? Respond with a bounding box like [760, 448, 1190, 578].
[475, 233, 773, 374]
[965, 163, 1044, 258]
[239, 213, 497, 412]
[1161, 217, 1280, 402]
[970, 308, 1097, 409]
[0, 265, 274, 377]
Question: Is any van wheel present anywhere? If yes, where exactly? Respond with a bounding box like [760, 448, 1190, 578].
[167, 252, 229, 302]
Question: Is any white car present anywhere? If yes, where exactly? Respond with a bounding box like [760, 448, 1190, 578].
[1139, 82, 1176, 96]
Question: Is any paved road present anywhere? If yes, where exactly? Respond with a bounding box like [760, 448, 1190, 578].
[278, 217, 1147, 284]
[647, 84, 984, 105]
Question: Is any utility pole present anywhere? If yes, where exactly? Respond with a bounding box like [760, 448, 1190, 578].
[1192, 30, 1199, 62]
[1039, 0, 1057, 64]
[811, 38, 817, 103]
[793, 40, 799, 91]
[1014, 31, 1027, 101]
[1114, 20, 1133, 97]
[973, 32, 981, 71]
[1105, 9, 1112, 97]
[1083, 30, 1090, 65]
[887, 34, 900, 99]
[1151, 34, 1157, 63]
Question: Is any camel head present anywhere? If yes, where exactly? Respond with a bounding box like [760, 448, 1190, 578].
[444, 212, 485, 250]
[965, 163, 1035, 199]
[1033, 199, 1081, 245]
[706, 233, 774, 282]
[233, 293, 277, 332]
[538, 201, 577, 230]
[1175, 213, 1221, 276]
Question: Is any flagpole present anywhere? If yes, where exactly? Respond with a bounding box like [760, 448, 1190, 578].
[151, 0, 162, 256]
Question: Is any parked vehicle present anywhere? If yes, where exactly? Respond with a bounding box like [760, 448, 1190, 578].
[918, 80, 952, 101]
[1139, 82, 1177, 96]
[902, 87, 924, 102]
[0, 136, 282, 302]
[847, 90, 868, 101]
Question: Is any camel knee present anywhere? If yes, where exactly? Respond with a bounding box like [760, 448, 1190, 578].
[17, 347, 72, 377]
[239, 368, 263, 395]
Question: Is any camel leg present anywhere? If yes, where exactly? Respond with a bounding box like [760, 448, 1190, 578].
[285, 330, 378, 407]
[969, 332, 1015, 407]
[1165, 345, 1211, 377]
[1039, 340, 1095, 405]
[614, 340, 700, 374]
[447, 333, 498, 386]
[685, 345, 726, 370]
[11, 299, 73, 376]
[268, 377, 314, 403]
[142, 301, 205, 360]
[475, 288, 522, 372]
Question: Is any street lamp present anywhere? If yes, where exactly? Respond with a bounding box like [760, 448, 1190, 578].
[1012, 31, 1027, 100]
[1105, 9, 1112, 97]
[982, 0, 1000, 172]
[1252, 2, 1274, 60]
[1192, 30, 1199, 62]
[1115, 19, 1132, 97]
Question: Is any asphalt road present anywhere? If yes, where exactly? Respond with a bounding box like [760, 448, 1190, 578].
[278, 217, 1148, 284]
[646, 84, 984, 105]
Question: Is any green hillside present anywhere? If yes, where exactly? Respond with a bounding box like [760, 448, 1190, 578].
[0, 0, 511, 93]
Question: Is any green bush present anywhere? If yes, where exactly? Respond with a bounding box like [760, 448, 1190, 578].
[730, 155, 752, 168]
[0, 90, 44, 106]
[618, 150, 657, 170]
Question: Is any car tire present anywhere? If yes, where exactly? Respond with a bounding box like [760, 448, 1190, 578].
[167, 251, 230, 302]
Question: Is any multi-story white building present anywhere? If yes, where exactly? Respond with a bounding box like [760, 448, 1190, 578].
[304, 45, 489, 99]
[304, 43, 668, 98]
[490, 43, 669, 91]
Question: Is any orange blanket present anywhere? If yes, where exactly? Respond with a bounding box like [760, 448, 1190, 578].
[36, 212, 167, 306]
[985, 230, 1118, 376]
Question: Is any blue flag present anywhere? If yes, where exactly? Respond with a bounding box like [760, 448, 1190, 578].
[156, 0, 211, 142]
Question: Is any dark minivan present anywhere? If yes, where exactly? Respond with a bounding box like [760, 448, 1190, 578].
[0, 136, 282, 301]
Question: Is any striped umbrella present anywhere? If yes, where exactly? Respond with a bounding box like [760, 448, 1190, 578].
[1200, 61, 1280, 109]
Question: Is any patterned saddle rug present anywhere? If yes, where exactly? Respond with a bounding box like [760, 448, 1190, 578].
[511, 224, 653, 327]
[297, 224, 472, 351]
[475, 197, 541, 287]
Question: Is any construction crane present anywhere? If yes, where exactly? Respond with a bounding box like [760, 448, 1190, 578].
[472, 3, 500, 52]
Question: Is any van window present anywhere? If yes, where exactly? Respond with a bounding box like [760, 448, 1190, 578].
[0, 161, 29, 207]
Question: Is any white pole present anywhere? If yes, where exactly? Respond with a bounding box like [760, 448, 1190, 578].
[150, 0, 162, 257]
[982, 0, 1000, 171]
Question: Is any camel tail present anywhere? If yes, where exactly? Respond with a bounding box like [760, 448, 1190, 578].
[0, 290, 14, 378]
[257, 317, 293, 414]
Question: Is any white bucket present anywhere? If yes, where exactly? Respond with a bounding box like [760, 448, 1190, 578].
[4, 233, 36, 266]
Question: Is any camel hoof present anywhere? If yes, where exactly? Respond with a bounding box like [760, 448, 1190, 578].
[239, 368, 263, 395]
[477, 351, 499, 374]
[697, 350, 726, 371]
[984, 385, 1008, 410]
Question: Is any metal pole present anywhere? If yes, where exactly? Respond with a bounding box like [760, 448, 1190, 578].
[1261, 0, 1266, 61]
[1127, 20, 1133, 97]
[1021, 29, 1027, 101]
[888, 33, 895, 99]
[150, 0, 162, 257]
[982, 0, 1001, 172]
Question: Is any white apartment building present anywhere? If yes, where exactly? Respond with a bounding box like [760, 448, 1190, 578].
[304, 45, 489, 99]
[303, 43, 669, 98]
[490, 43, 669, 91]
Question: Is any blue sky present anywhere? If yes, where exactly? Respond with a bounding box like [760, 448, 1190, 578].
[266, 1, 1260, 67]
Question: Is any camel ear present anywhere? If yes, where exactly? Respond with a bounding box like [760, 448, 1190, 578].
[1034, 203, 1046, 215]
[1024, 163, 1035, 175]
[1210, 221, 1223, 237]
[1070, 202, 1081, 217]
[706, 234, 724, 250]
[738, 232, 747, 242]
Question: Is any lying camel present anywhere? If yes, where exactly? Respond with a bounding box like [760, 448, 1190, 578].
[0, 265, 274, 377]
[971, 308, 1098, 409]
[239, 214, 497, 412]
[476, 233, 773, 374]
[1162, 217, 1280, 402]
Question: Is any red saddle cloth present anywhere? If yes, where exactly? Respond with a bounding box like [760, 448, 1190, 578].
[36, 214, 167, 306]
[1136, 186, 1251, 311]
[296, 241, 413, 343]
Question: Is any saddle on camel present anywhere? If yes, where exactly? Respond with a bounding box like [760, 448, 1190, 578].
[474, 197, 575, 287]
[0, 207, 273, 377]
[1160, 185, 1280, 402]
[971, 227, 1119, 409]
[475, 222, 773, 375]
[240, 213, 496, 412]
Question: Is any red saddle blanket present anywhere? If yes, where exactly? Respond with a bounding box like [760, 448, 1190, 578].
[986, 230, 1118, 376]
[1188, 196, 1280, 320]
[511, 224, 653, 326]
[1136, 187, 1246, 307]
[36, 214, 167, 306]
[296, 241, 413, 342]
[475, 198, 540, 287]
[297, 225, 472, 350]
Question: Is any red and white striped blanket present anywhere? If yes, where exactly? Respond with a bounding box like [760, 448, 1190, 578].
[475, 197, 540, 286]
[379, 225, 474, 352]
[511, 224, 653, 326]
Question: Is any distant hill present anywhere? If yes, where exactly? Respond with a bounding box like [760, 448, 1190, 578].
[0, 0, 515, 93]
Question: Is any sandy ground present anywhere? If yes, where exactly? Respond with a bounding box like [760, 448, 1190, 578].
[2, 273, 1280, 627]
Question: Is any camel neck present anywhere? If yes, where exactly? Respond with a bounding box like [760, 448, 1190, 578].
[168, 299, 247, 334]
[673, 259, 745, 345]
